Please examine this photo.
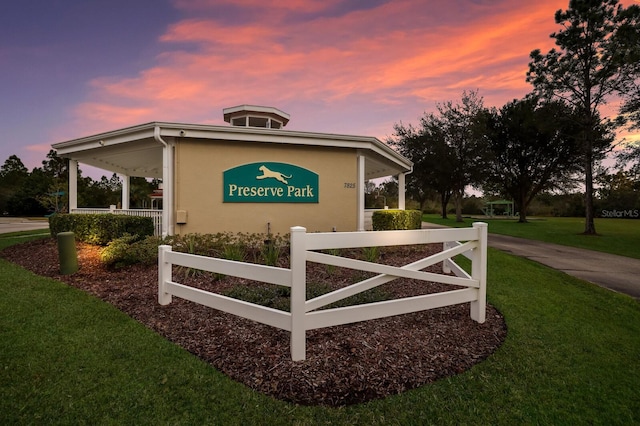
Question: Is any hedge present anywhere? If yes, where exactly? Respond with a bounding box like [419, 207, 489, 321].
[49, 214, 154, 245]
[372, 209, 422, 231]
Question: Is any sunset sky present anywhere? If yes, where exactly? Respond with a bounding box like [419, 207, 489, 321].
[2, 0, 637, 178]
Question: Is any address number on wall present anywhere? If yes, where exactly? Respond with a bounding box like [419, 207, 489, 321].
[344, 182, 356, 188]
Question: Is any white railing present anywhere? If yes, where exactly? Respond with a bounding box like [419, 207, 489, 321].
[71, 208, 163, 236]
[158, 223, 488, 361]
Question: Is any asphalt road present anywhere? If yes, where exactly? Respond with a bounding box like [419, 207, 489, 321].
[488, 233, 640, 300]
[0, 218, 50, 235]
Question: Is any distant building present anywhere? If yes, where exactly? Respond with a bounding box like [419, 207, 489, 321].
[52, 105, 413, 236]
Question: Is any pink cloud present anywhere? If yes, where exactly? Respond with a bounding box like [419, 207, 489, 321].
[69, 103, 156, 137]
[25, 144, 52, 153]
[72, 0, 578, 137]
[160, 19, 278, 45]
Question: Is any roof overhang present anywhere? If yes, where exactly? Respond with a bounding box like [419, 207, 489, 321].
[52, 122, 412, 180]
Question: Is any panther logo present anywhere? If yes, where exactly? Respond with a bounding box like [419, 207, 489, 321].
[256, 165, 292, 184]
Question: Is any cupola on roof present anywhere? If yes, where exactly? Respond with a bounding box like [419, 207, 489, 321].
[223, 105, 290, 129]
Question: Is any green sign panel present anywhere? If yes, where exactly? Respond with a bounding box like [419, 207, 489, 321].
[223, 162, 319, 203]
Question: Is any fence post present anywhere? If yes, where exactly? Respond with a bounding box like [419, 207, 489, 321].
[289, 226, 307, 361]
[158, 245, 173, 305]
[442, 241, 452, 274]
[470, 222, 487, 323]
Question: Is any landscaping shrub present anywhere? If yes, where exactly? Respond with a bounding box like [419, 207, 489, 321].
[100, 235, 167, 269]
[94, 232, 291, 269]
[261, 242, 281, 266]
[372, 209, 422, 230]
[164, 232, 288, 261]
[100, 234, 141, 269]
[49, 214, 154, 245]
[223, 284, 292, 311]
[222, 243, 246, 261]
[361, 246, 380, 262]
[130, 236, 166, 266]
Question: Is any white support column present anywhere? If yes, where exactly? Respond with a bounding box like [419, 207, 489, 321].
[155, 126, 175, 237]
[163, 140, 175, 236]
[168, 143, 175, 236]
[357, 154, 365, 231]
[120, 174, 130, 210]
[398, 172, 406, 210]
[68, 159, 77, 212]
[162, 145, 170, 236]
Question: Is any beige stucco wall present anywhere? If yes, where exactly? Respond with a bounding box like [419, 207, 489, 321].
[173, 139, 359, 235]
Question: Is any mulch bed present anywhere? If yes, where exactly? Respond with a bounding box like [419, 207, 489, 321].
[1, 238, 506, 406]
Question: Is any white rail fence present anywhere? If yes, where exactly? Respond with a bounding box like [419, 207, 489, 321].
[71, 208, 163, 236]
[158, 223, 488, 361]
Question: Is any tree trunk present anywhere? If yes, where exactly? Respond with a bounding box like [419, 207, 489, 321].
[419, 198, 426, 213]
[518, 189, 528, 223]
[518, 209, 527, 223]
[583, 146, 597, 235]
[440, 192, 448, 219]
[455, 190, 463, 222]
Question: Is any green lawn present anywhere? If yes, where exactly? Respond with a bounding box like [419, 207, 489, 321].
[423, 215, 640, 259]
[1, 231, 640, 424]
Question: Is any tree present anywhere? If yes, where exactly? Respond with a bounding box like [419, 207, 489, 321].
[390, 118, 454, 217]
[391, 90, 488, 221]
[483, 96, 584, 222]
[37, 181, 68, 214]
[483, 96, 596, 222]
[6, 167, 51, 216]
[0, 154, 54, 216]
[621, 90, 640, 131]
[390, 125, 433, 213]
[41, 150, 67, 179]
[617, 140, 640, 178]
[596, 169, 640, 212]
[38, 150, 69, 213]
[0, 155, 29, 214]
[81, 174, 121, 208]
[0, 155, 28, 183]
[129, 177, 154, 208]
[619, 5, 640, 129]
[432, 90, 489, 222]
[379, 178, 399, 209]
[527, 0, 640, 234]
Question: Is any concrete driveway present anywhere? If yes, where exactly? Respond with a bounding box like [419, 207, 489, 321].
[0, 218, 50, 235]
[423, 222, 640, 301]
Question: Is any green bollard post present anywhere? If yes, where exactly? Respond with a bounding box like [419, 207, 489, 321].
[57, 232, 79, 275]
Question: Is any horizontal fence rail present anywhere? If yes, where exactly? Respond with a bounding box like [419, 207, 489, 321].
[158, 223, 488, 361]
[72, 208, 163, 236]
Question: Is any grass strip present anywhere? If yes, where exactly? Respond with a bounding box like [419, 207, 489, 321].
[423, 215, 640, 259]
